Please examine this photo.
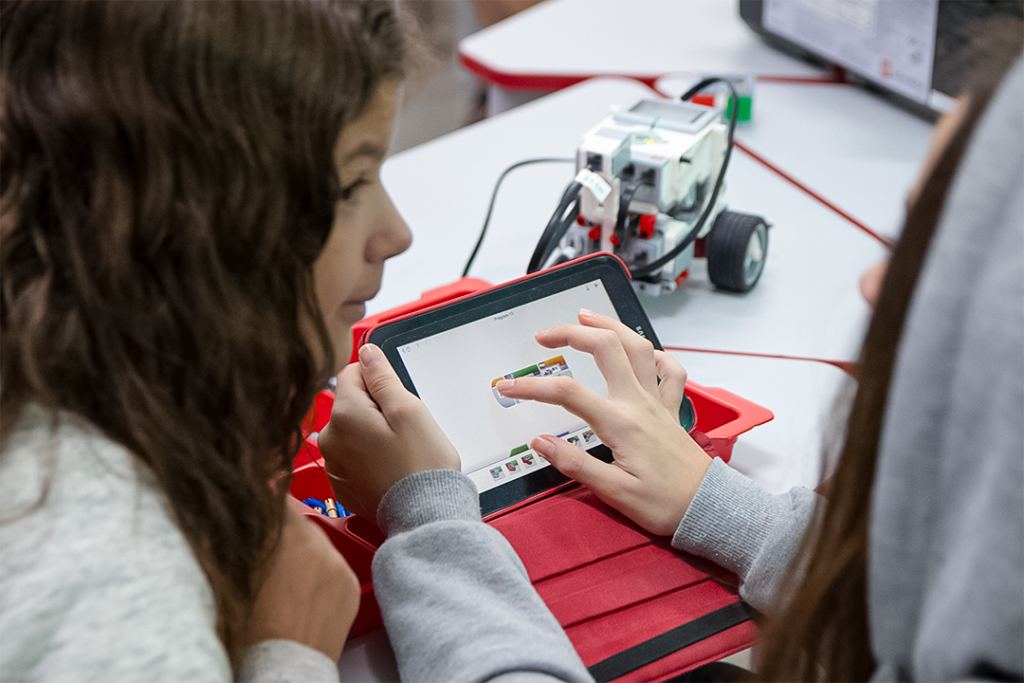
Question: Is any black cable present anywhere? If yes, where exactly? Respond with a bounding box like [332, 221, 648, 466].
[462, 157, 574, 278]
[526, 181, 582, 273]
[616, 180, 642, 238]
[630, 77, 739, 279]
[528, 172, 644, 276]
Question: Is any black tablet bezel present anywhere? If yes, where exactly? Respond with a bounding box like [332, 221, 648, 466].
[366, 254, 662, 516]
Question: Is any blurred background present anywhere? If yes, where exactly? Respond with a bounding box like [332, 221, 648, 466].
[391, 1, 542, 152]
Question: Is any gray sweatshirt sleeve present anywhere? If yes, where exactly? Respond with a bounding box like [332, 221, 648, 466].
[0, 409, 339, 683]
[238, 640, 339, 682]
[371, 469, 593, 683]
[670, 458, 819, 612]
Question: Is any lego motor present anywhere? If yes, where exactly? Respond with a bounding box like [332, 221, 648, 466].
[529, 80, 770, 295]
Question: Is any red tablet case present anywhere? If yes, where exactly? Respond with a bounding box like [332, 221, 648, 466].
[291, 276, 772, 681]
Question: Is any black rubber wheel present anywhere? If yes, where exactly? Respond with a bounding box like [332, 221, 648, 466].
[705, 211, 769, 293]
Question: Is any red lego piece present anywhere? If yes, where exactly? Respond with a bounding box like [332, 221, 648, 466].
[639, 214, 656, 239]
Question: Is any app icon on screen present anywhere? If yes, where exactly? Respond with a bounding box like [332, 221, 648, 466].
[491, 356, 574, 408]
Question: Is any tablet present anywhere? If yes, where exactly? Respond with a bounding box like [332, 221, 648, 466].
[366, 254, 662, 516]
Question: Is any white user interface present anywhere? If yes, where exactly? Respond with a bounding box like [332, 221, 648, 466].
[763, 0, 939, 104]
[397, 280, 618, 493]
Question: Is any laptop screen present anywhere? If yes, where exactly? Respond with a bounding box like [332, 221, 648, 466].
[762, 0, 942, 107]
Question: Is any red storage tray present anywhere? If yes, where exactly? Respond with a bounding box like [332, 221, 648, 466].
[290, 378, 772, 643]
[289, 278, 774, 675]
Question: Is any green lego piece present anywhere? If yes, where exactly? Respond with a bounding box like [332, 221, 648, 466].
[725, 95, 753, 122]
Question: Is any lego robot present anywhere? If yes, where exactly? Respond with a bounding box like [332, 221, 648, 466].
[529, 85, 769, 295]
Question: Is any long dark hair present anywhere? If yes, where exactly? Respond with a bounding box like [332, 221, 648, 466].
[758, 15, 1023, 683]
[0, 0, 404, 661]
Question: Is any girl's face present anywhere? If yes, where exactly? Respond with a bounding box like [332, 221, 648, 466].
[313, 80, 411, 373]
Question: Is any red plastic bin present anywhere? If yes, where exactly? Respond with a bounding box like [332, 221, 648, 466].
[289, 277, 774, 650]
[290, 379, 772, 643]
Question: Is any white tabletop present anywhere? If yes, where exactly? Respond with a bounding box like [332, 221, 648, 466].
[459, 0, 826, 90]
[657, 76, 934, 240]
[378, 76, 930, 362]
[670, 350, 852, 494]
[339, 629, 399, 682]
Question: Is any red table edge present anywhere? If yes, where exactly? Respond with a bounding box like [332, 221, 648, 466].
[459, 50, 840, 92]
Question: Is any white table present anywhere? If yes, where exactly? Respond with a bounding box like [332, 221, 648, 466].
[670, 350, 851, 494]
[657, 75, 934, 240]
[341, 70, 934, 682]
[377, 76, 931, 362]
[459, 0, 828, 114]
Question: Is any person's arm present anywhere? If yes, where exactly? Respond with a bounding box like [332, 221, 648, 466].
[372, 470, 592, 682]
[0, 414, 356, 683]
[494, 311, 820, 612]
[318, 345, 592, 682]
[671, 459, 819, 612]
[239, 502, 362, 683]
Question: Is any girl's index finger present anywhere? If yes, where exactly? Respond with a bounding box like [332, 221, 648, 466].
[533, 323, 641, 397]
[577, 309, 659, 397]
[495, 374, 607, 428]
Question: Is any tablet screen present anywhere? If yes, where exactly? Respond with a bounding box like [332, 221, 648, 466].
[396, 278, 616, 495]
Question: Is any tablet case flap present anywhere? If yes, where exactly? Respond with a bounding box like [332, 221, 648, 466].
[489, 485, 757, 682]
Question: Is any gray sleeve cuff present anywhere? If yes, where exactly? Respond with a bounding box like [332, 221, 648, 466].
[377, 469, 481, 537]
[672, 458, 780, 578]
[238, 640, 339, 683]
[671, 459, 819, 612]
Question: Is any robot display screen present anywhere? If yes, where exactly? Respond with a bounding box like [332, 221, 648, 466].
[629, 99, 706, 124]
[396, 280, 617, 495]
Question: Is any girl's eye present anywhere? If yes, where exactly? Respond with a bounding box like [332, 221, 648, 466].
[338, 178, 369, 204]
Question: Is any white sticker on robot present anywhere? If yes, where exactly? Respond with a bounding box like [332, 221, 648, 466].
[574, 168, 612, 203]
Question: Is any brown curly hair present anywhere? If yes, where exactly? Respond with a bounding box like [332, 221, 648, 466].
[0, 0, 404, 661]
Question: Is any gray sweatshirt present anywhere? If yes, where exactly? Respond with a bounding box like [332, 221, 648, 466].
[673, 58, 1024, 680]
[0, 408, 590, 683]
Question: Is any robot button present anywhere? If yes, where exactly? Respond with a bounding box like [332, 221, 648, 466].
[576, 214, 586, 226]
[610, 234, 621, 246]
[588, 226, 601, 241]
[639, 214, 657, 239]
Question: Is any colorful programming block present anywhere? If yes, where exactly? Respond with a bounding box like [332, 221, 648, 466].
[491, 356, 574, 408]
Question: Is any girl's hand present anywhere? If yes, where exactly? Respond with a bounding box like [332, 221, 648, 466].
[317, 343, 461, 521]
[247, 502, 360, 661]
[494, 309, 712, 536]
